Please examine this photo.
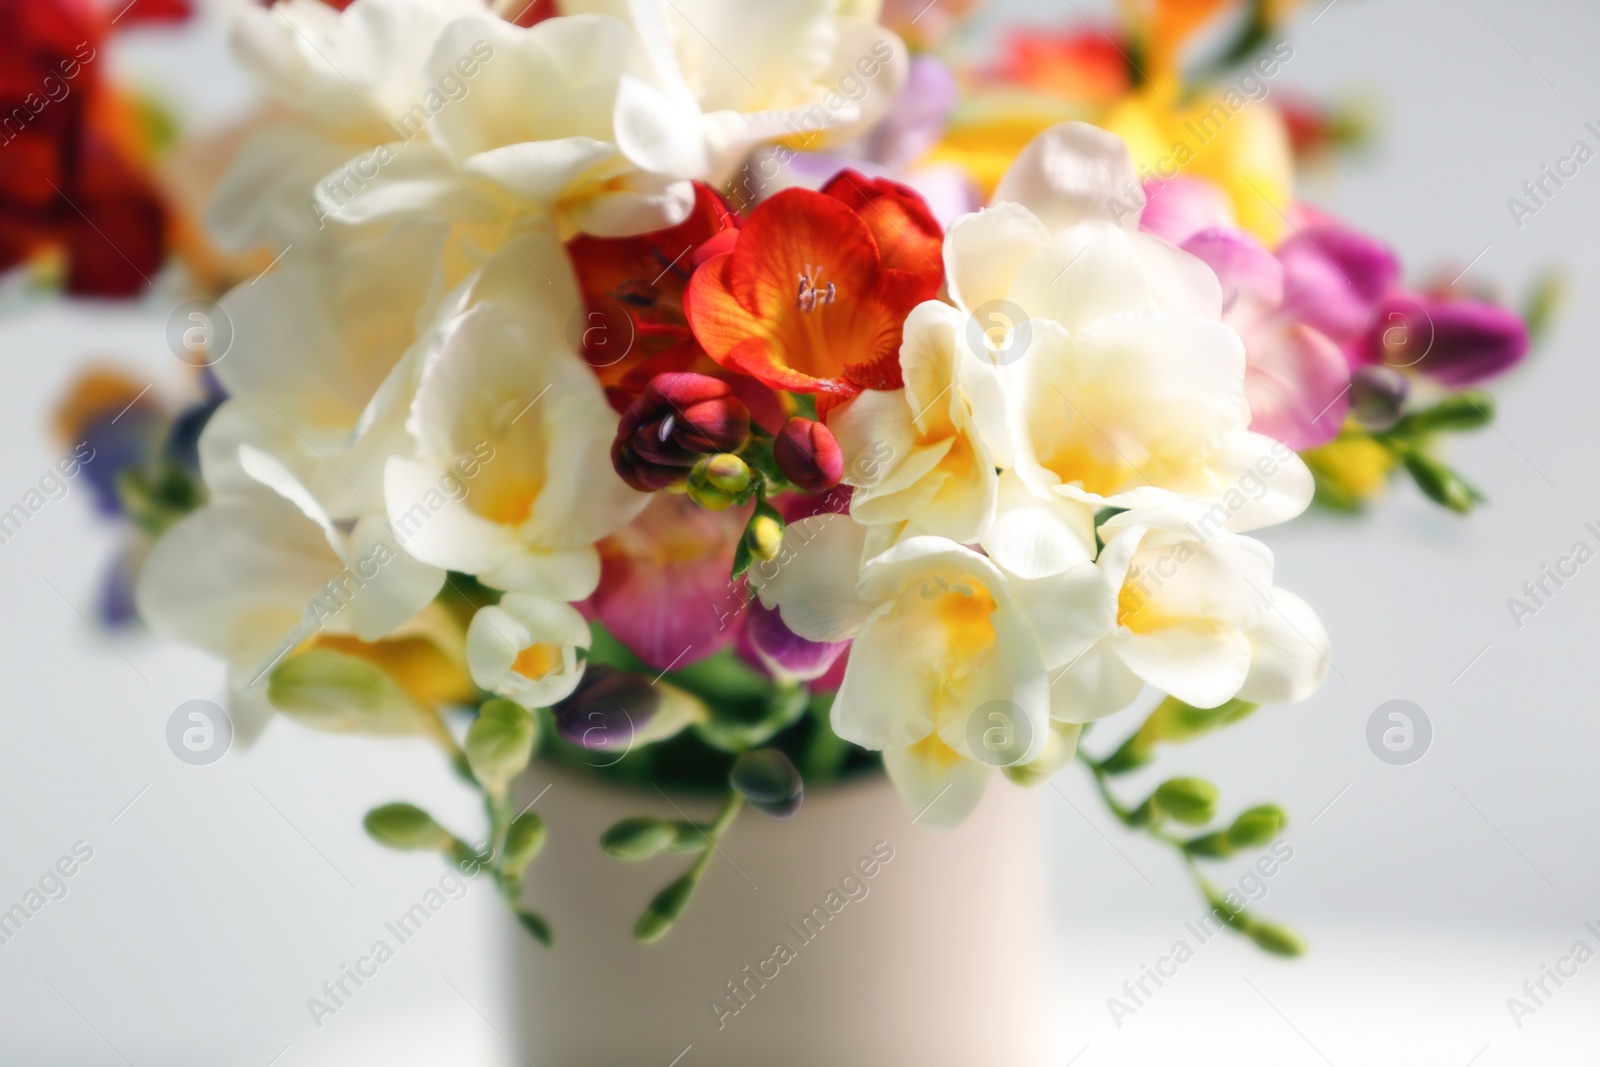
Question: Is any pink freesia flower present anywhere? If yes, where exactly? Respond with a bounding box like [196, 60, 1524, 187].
[583, 493, 752, 671]
[1141, 178, 1398, 449]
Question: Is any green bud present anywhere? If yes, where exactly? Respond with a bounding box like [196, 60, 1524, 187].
[1228, 804, 1287, 849]
[687, 454, 753, 510]
[465, 699, 537, 792]
[729, 748, 804, 818]
[1183, 831, 1235, 859]
[666, 822, 711, 852]
[517, 909, 553, 947]
[746, 513, 784, 563]
[602, 817, 678, 861]
[1392, 392, 1495, 436]
[1247, 922, 1306, 957]
[364, 803, 454, 851]
[634, 873, 699, 943]
[1400, 450, 1482, 514]
[501, 812, 547, 877]
[269, 648, 430, 735]
[1153, 777, 1218, 826]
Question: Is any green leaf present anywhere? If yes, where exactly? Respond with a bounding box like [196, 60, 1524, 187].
[465, 699, 537, 792]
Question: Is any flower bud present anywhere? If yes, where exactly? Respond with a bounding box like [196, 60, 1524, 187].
[1348, 365, 1408, 430]
[730, 748, 804, 818]
[552, 667, 706, 752]
[635, 873, 699, 943]
[601, 817, 679, 861]
[501, 811, 547, 877]
[687, 453, 753, 510]
[773, 417, 844, 491]
[1227, 804, 1287, 849]
[465, 698, 537, 792]
[742, 600, 848, 682]
[1246, 922, 1306, 957]
[746, 513, 784, 562]
[552, 667, 659, 751]
[364, 803, 455, 851]
[612, 373, 751, 491]
[1152, 777, 1218, 826]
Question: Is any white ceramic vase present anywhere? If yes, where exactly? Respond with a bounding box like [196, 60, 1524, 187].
[515, 764, 1052, 1066]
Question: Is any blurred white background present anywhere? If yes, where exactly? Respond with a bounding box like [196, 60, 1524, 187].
[2, 0, 1598, 1063]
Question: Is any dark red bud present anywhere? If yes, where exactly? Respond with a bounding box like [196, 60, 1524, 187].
[612, 373, 751, 492]
[773, 417, 844, 492]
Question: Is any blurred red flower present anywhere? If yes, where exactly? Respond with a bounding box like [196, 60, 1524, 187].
[0, 0, 168, 297]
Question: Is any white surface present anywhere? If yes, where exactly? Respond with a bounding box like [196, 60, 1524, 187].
[2, 0, 1599, 1063]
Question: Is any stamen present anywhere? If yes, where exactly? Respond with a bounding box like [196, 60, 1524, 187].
[795, 264, 837, 312]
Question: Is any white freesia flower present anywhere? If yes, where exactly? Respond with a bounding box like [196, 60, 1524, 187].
[210, 0, 484, 251]
[935, 121, 1313, 532]
[565, 0, 908, 180]
[466, 594, 592, 708]
[1051, 511, 1330, 719]
[828, 300, 998, 545]
[755, 514, 1109, 825]
[328, 9, 710, 239]
[135, 447, 450, 738]
[383, 230, 647, 599]
[200, 220, 452, 520]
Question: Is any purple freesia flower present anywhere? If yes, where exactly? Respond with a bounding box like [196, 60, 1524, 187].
[1142, 178, 1528, 448]
[739, 600, 849, 683]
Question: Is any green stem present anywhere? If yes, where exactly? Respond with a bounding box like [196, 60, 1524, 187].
[688, 789, 744, 883]
[1077, 748, 1268, 941]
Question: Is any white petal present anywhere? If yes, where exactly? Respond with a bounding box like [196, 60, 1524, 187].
[135, 492, 337, 674]
[1047, 642, 1145, 723]
[943, 202, 1050, 314]
[613, 72, 708, 178]
[467, 594, 591, 707]
[1008, 563, 1115, 672]
[1114, 627, 1254, 710]
[751, 513, 872, 642]
[1237, 589, 1331, 704]
[344, 515, 447, 642]
[481, 547, 603, 601]
[1206, 430, 1315, 532]
[831, 616, 941, 749]
[385, 455, 522, 574]
[981, 471, 1096, 581]
[993, 121, 1144, 234]
[882, 738, 993, 829]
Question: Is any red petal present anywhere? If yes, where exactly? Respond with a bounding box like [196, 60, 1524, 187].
[821, 169, 944, 282]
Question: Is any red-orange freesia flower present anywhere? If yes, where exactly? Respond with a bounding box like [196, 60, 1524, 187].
[566, 182, 737, 400]
[684, 180, 943, 403]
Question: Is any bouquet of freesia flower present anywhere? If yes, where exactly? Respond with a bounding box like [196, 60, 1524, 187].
[48, 0, 1545, 961]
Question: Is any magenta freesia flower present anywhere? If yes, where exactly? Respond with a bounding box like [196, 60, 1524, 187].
[1140, 177, 1528, 451]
